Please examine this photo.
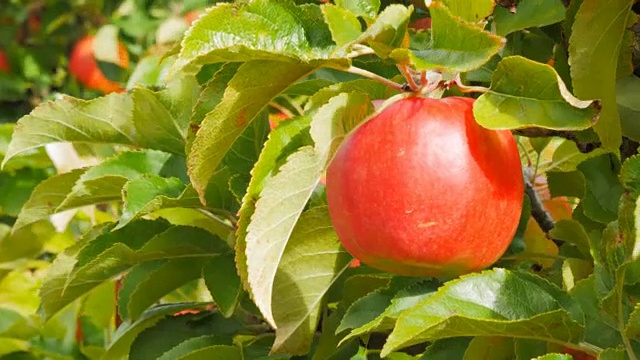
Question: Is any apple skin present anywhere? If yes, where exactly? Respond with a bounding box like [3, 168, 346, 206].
[326, 96, 524, 277]
[561, 347, 596, 360]
[68, 35, 129, 94]
[0, 51, 9, 72]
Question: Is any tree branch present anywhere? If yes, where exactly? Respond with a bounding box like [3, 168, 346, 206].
[524, 177, 557, 239]
[512, 128, 600, 153]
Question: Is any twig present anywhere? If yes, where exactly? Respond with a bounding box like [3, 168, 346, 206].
[524, 176, 556, 235]
[512, 128, 600, 154]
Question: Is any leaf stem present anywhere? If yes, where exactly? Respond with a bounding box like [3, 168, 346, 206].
[338, 66, 406, 92]
[345, 44, 376, 58]
[268, 101, 294, 118]
[451, 74, 489, 93]
[281, 95, 304, 116]
[619, 265, 638, 360]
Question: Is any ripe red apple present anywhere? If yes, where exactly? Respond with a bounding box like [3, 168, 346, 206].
[409, 18, 432, 31]
[0, 50, 9, 72]
[326, 96, 524, 277]
[68, 35, 129, 94]
[561, 347, 596, 360]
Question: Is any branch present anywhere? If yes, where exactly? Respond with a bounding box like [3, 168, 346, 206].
[512, 128, 600, 153]
[524, 177, 556, 235]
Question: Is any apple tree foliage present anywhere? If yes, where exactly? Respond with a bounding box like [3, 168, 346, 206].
[1, 0, 640, 358]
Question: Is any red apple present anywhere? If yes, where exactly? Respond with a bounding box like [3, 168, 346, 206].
[561, 347, 596, 360]
[326, 96, 524, 277]
[69, 35, 129, 94]
[0, 50, 9, 72]
[409, 18, 432, 31]
[268, 112, 291, 130]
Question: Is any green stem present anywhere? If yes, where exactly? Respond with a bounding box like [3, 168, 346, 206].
[619, 265, 638, 360]
[337, 65, 406, 92]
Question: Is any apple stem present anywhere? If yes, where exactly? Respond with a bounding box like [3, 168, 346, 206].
[339, 66, 406, 92]
[398, 64, 420, 92]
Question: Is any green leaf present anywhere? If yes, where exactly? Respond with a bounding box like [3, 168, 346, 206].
[617, 75, 640, 141]
[548, 220, 591, 257]
[224, 112, 270, 202]
[474, 56, 599, 130]
[0, 221, 56, 263]
[439, 0, 494, 23]
[283, 78, 336, 96]
[514, 339, 548, 359]
[625, 302, 640, 339]
[2, 76, 198, 168]
[0, 169, 49, 217]
[322, 5, 362, 48]
[577, 154, 624, 224]
[10, 169, 85, 233]
[39, 221, 230, 320]
[340, 280, 438, 344]
[569, 276, 623, 350]
[621, 155, 640, 199]
[235, 115, 313, 292]
[270, 206, 352, 355]
[1, 93, 134, 168]
[549, 140, 608, 173]
[493, 0, 566, 36]
[532, 355, 572, 360]
[421, 337, 472, 359]
[189, 63, 241, 146]
[336, 277, 431, 335]
[390, 2, 504, 72]
[356, 4, 411, 58]
[103, 302, 213, 359]
[244, 93, 373, 328]
[547, 171, 586, 198]
[0, 124, 53, 172]
[336, 288, 392, 335]
[118, 175, 189, 229]
[159, 341, 241, 360]
[305, 79, 397, 111]
[58, 150, 174, 210]
[463, 337, 514, 359]
[118, 259, 206, 321]
[380, 269, 585, 357]
[334, 0, 380, 19]
[202, 254, 242, 318]
[187, 60, 313, 201]
[129, 311, 241, 360]
[569, 0, 635, 151]
[130, 77, 199, 155]
[173, 1, 341, 74]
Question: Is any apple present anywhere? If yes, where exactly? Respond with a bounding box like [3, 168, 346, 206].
[561, 347, 596, 360]
[68, 35, 129, 94]
[0, 50, 9, 72]
[325, 96, 524, 277]
[268, 112, 291, 130]
[409, 18, 432, 31]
